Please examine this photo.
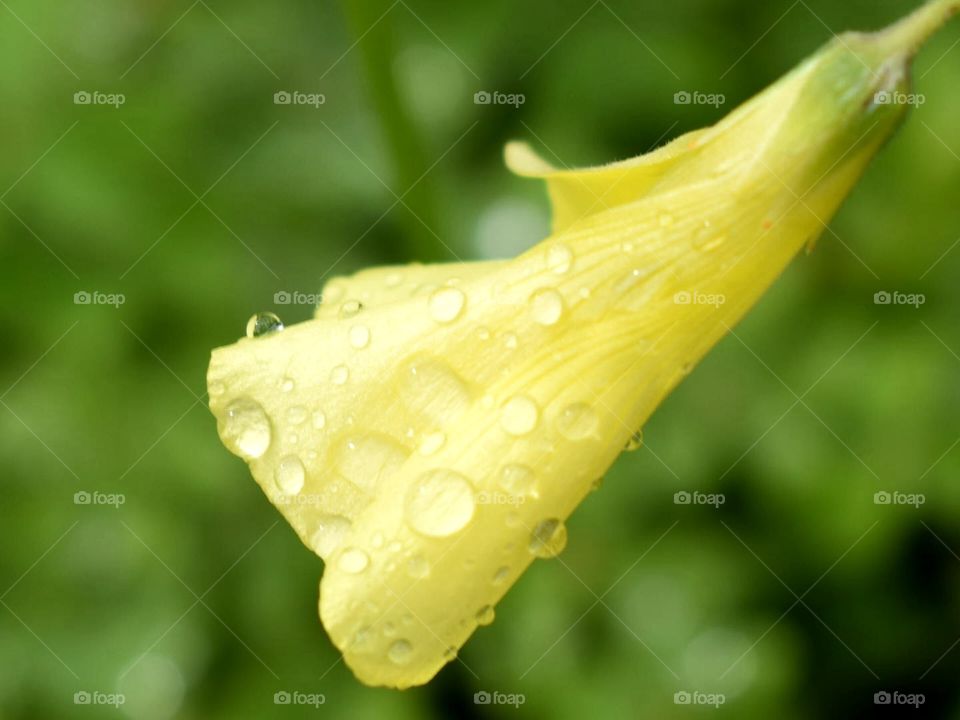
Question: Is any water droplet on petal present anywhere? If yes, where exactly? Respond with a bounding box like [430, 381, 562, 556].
[246, 312, 283, 338]
[624, 429, 644, 452]
[287, 406, 307, 425]
[546, 244, 573, 274]
[221, 398, 272, 459]
[339, 300, 363, 319]
[492, 566, 510, 585]
[337, 434, 408, 493]
[312, 411, 327, 430]
[530, 288, 564, 326]
[429, 287, 466, 323]
[349, 325, 371, 349]
[419, 431, 446, 457]
[504, 333, 519, 350]
[407, 554, 430, 579]
[405, 469, 476, 537]
[275, 455, 305, 495]
[338, 547, 369, 574]
[309, 514, 352, 558]
[388, 639, 413, 665]
[330, 365, 349, 385]
[528, 518, 568, 558]
[476, 605, 495, 626]
[556, 403, 599, 440]
[280, 377, 295, 392]
[498, 464, 535, 496]
[500, 395, 539, 436]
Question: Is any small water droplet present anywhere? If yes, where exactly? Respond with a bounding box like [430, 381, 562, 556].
[287, 406, 307, 425]
[349, 325, 371, 349]
[338, 547, 369, 574]
[388, 639, 413, 665]
[556, 403, 599, 440]
[419, 431, 446, 457]
[504, 333, 519, 350]
[221, 398, 272, 459]
[498, 464, 535, 496]
[492, 566, 510, 585]
[476, 326, 491, 341]
[385, 272, 403, 288]
[530, 288, 564, 326]
[309, 514, 352, 558]
[528, 518, 568, 558]
[275, 455, 305, 495]
[621, 241, 635, 253]
[339, 300, 363, 319]
[476, 605, 495, 626]
[429, 287, 466, 323]
[693, 225, 727, 252]
[311, 411, 327, 430]
[246, 312, 283, 338]
[337, 434, 408, 492]
[658, 213, 674, 228]
[371, 532, 385, 549]
[405, 469, 476, 537]
[330, 365, 349, 385]
[624, 429, 643, 452]
[280, 377, 295, 392]
[500, 395, 539, 436]
[546, 244, 573, 274]
[407, 554, 430, 579]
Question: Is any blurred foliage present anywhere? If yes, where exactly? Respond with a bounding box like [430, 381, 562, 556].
[1, 0, 959, 718]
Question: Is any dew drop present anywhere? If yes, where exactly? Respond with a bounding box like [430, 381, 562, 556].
[429, 287, 466, 323]
[245, 312, 283, 338]
[385, 272, 403, 288]
[312, 410, 327, 430]
[498, 464, 535, 496]
[546, 244, 573, 274]
[530, 288, 564, 326]
[349, 325, 371, 349]
[476, 605, 495, 626]
[280, 377, 295, 393]
[287, 406, 307, 425]
[492, 566, 510, 585]
[407, 554, 430, 579]
[221, 398, 272, 459]
[405, 469, 476, 537]
[338, 547, 369, 574]
[388, 639, 413, 665]
[556, 403, 599, 440]
[339, 300, 363, 319]
[624, 429, 644, 452]
[330, 365, 349, 385]
[337, 434, 408, 492]
[500, 395, 539, 436]
[309, 514, 352, 558]
[275, 455, 305, 495]
[528, 518, 568, 558]
[400, 359, 472, 425]
[504, 333, 519, 350]
[419, 431, 446, 457]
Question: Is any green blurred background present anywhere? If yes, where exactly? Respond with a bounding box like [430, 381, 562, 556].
[1, 0, 958, 717]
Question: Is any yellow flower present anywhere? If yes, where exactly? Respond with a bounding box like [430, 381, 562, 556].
[207, 0, 957, 689]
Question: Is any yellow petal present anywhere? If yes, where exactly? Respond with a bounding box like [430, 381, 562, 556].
[207, 0, 957, 689]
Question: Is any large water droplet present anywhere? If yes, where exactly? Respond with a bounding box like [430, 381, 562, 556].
[245, 312, 283, 338]
[530, 288, 564, 326]
[400, 359, 471, 425]
[500, 395, 539, 436]
[556, 403, 599, 440]
[337, 434, 408, 493]
[476, 605, 495, 626]
[349, 325, 371, 349]
[221, 398, 272, 459]
[405, 469, 476, 537]
[388, 639, 413, 665]
[275, 455, 305, 495]
[546, 244, 573, 274]
[309, 514, 352, 558]
[528, 518, 568, 558]
[624, 429, 643, 452]
[338, 547, 369, 574]
[429, 287, 466, 323]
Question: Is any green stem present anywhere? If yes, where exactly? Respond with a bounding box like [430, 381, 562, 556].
[874, 0, 960, 57]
